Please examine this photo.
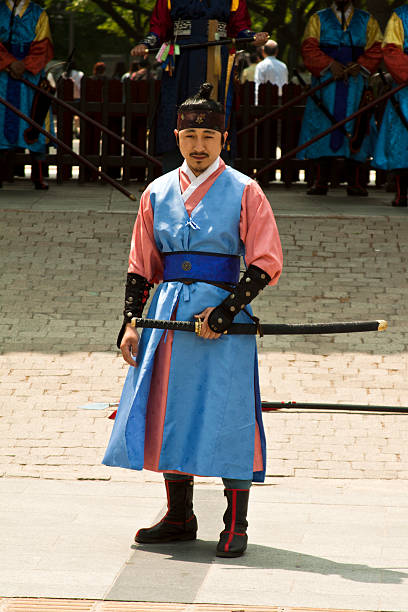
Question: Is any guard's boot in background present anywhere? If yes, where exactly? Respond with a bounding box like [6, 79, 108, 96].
[216, 488, 250, 558]
[346, 160, 368, 196]
[30, 154, 48, 190]
[392, 171, 408, 207]
[0, 149, 16, 187]
[135, 477, 197, 543]
[306, 157, 330, 195]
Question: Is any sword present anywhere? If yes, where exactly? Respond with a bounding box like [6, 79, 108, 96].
[131, 317, 387, 336]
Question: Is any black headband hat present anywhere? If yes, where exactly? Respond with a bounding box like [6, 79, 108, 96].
[177, 83, 225, 133]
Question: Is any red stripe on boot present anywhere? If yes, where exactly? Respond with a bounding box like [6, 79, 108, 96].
[224, 489, 237, 552]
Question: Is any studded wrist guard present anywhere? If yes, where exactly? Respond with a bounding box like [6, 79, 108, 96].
[208, 265, 271, 333]
[117, 273, 153, 348]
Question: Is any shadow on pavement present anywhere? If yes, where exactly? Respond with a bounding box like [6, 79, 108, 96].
[132, 539, 408, 584]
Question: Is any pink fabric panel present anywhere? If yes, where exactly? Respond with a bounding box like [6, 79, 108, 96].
[128, 188, 164, 283]
[143, 328, 174, 471]
[179, 169, 191, 194]
[240, 180, 283, 285]
[253, 420, 263, 472]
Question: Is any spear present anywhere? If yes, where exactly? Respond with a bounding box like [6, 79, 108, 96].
[0, 93, 137, 201]
[255, 80, 408, 179]
[16, 75, 162, 169]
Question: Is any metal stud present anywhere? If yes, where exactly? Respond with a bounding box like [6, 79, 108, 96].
[245, 291, 251, 297]
[246, 277, 251, 283]
[229, 293, 235, 299]
[230, 306, 236, 312]
[218, 318, 223, 324]
[261, 273, 266, 279]
[241, 304, 245, 309]
[127, 296, 133, 302]
[127, 312, 132, 318]
[131, 279, 137, 284]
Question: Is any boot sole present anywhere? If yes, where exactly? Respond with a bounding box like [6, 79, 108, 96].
[216, 549, 246, 558]
[135, 532, 197, 544]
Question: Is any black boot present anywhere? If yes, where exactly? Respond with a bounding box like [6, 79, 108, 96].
[392, 173, 408, 207]
[135, 478, 197, 544]
[31, 157, 49, 190]
[346, 160, 368, 196]
[216, 488, 250, 558]
[306, 157, 330, 195]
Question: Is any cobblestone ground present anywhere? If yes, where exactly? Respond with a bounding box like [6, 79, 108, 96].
[1, 209, 407, 481]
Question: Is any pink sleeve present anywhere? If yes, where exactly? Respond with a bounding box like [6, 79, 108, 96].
[240, 181, 283, 285]
[128, 188, 164, 283]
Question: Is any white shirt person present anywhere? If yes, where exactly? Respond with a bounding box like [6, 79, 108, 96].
[254, 39, 288, 103]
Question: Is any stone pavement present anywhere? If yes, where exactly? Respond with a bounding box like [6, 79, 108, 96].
[0, 179, 408, 610]
[0, 477, 408, 611]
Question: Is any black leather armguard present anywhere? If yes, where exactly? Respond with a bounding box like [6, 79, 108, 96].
[207, 265, 271, 333]
[117, 273, 154, 349]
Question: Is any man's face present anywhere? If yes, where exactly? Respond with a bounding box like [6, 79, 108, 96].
[175, 128, 228, 176]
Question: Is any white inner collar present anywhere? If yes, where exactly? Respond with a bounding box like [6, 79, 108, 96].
[182, 157, 220, 186]
[331, 2, 353, 25]
[180, 157, 221, 203]
[7, 0, 27, 16]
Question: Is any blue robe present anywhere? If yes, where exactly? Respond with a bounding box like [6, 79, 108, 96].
[297, 8, 377, 162]
[0, 1, 50, 153]
[103, 166, 267, 482]
[373, 6, 408, 171]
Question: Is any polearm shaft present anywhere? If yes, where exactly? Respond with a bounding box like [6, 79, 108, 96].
[0, 94, 137, 201]
[255, 80, 407, 178]
[147, 35, 257, 54]
[18, 75, 162, 169]
[237, 64, 360, 137]
[131, 317, 387, 335]
[262, 401, 408, 413]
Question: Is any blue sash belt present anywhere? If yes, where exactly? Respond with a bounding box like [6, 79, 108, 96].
[163, 252, 240, 285]
[320, 44, 364, 151]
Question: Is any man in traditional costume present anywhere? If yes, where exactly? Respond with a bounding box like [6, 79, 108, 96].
[373, 6, 408, 207]
[0, 0, 53, 189]
[297, 0, 382, 196]
[130, 0, 268, 172]
[103, 83, 283, 558]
